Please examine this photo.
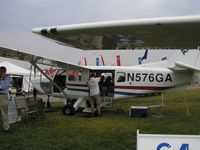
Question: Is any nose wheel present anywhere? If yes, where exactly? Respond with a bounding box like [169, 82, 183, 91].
[63, 104, 75, 115]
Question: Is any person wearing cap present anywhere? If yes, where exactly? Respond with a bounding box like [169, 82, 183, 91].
[87, 72, 102, 117]
[99, 73, 106, 96]
[0, 66, 11, 131]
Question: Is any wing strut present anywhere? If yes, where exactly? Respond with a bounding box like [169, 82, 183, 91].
[31, 62, 68, 98]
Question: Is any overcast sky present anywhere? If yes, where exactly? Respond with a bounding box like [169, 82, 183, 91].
[0, 0, 200, 68]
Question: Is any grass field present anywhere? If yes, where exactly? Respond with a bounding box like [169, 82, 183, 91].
[0, 89, 200, 150]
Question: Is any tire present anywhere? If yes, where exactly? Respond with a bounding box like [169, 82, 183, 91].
[22, 91, 26, 96]
[63, 104, 75, 115]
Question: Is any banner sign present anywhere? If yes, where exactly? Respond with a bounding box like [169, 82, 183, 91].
[137, 129, 200, 150]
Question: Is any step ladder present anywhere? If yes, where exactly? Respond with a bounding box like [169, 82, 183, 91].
[82, 96, 113, 113]
[101, 96, 113, 107]
[82, 107, 92, 113]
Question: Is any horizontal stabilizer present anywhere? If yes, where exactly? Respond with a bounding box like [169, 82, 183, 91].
[168, 61, 200, 71]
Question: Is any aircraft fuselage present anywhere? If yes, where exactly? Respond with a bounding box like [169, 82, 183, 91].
[32, 66, 195, 100]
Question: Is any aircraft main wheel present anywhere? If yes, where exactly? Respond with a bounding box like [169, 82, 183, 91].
[63, 104, 75, 115]
[22, 91, 26, 96]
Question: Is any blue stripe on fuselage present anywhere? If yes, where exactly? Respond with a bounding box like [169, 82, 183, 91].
[114, 91, 144, 96]
[67, 88, 89, 92]
[67, 88, 145, 96]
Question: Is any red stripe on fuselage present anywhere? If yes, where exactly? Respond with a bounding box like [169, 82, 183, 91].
[66, 84, 171, 90]
[66, 83, 88, 87]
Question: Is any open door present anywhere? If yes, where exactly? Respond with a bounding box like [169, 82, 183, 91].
[66, 69, 90, 98]
[53, 69, 67, 93]
[89, 70, 115, 97]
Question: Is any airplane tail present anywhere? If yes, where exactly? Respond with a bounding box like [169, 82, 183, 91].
[167, 49, 200, 85]
[168, 49, 200, 69]
[140, 49, 200, 71]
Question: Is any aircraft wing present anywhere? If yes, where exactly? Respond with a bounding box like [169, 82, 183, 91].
[0, 47, 87, 70]
[32, 15, 200, 50]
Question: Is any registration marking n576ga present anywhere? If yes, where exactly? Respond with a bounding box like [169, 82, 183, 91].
[127, 73, 173, 82]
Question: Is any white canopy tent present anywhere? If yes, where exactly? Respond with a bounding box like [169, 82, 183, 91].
[0, 61, 30, 75]
[0, 61, 33, 93]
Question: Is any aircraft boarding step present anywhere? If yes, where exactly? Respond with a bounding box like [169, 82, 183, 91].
[102, 96, 113, 107]
[82, 97, 113, 113]
[100, 101, 112, 107]
[82, 101, 111, 113]
[82, 107, 92, 113]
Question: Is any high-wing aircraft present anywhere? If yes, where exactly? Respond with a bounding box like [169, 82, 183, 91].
[1, 15, 200, 115]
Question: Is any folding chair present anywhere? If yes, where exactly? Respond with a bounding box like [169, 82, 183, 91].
[27, 97, 45, 120]
[15, 97, 45, 123]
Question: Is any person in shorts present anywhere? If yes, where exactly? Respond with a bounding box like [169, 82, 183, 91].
[87, 73, 102, 117]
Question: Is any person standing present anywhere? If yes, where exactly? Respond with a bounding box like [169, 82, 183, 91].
[0, 66, 11, 131]
[87, 73, 102, 117]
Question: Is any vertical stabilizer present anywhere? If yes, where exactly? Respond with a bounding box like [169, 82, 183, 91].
[168, 49, 200, 68]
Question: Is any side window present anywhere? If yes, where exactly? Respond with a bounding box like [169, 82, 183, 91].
[116, 72, 125, 82]
[68, 71, 77, 81]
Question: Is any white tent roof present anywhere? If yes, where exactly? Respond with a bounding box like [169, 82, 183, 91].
[0, 61, 30, 75]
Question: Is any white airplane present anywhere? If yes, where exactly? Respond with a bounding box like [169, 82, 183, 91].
[1, 15, 200, 115]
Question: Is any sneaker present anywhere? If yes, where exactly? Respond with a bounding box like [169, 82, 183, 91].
[4, 129, 12, 133]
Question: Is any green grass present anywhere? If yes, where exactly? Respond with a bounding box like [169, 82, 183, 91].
[1, 89, 200, 150]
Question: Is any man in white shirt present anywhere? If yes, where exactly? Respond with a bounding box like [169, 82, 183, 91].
[87, 73, 102, 117]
